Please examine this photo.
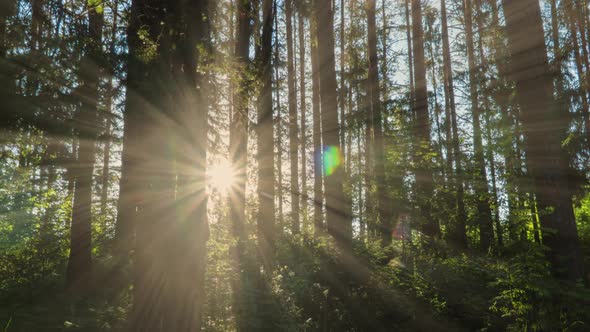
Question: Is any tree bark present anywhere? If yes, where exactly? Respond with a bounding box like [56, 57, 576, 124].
[286, 0, 300, 234]
[299, 9, 308, 229]
[101, 0, 118, 217]
[169, 0, 211, 329]
[339, 0, 347, 165]
[411, 0, 439, 241]
[257, 0, 276, 264]
[313, 0, 352, 246]
[564, 0, 590, 138]
[310, 10, 324, 235]
[503, 0, 585, 281]
[366, 0, 391, 246]
[463, 0, 494, 251]
[441, 0, 467, 248]
[274, 5, 284, 227]
[66, 0, 103, 289]
[229, 0, 255, 329]
[129, 0, 174, 328]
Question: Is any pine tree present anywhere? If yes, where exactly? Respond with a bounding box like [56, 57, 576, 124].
[503, 0, 585, 280]
[313, 0, 352, 246]
[411, 0, 439, 241]
[257, 0, 276, 262]
[66, 0, 103, 289]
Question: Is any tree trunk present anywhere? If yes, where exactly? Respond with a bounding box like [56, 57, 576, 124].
[405, 0, 414, 112]
[299, 9, 308, 229]
[257, 0, 276, 264]
[313, 0, 352, 246]
[339, 0, 347, 166]
[275, 6, 284, 227]
[66, 0, 103, 289]
[503, 0, 585, 281]
[101, 0, 117, 217]
[286, 0, 300, 234]
[229, 0, 255, 329]
[380, 0, 389, 111]
[39, 140, 58, 244]
[101, 100, 111, 217]
[367, 0, 391, 246]
[129, 0, 174, 328]
[573, 0, 590, 138]
[490, 0, 513, 247]
[310, 10, 324, 235]
[463, 0, 494, 251]
[115, 0, 141, 255]
[441, 0, 467, 248]
[484, 101, 502, 248]
[169, 0, 211, 329]
[427, 35, 446, 186]
[411, 0, 439, 241]
[364, 9, 376, 239]
[549, 0, 566, 101]
[127, 0, 210, 329]
[230, 0, 252, 249]
[564, 0, 590, 138]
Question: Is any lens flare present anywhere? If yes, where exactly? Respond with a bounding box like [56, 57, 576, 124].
[321, 145, 343, 176]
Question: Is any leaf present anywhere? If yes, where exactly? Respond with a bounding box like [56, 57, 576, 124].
[88, 0, 103, 14]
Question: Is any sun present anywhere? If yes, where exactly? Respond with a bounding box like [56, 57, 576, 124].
[208, 158, 236, 193]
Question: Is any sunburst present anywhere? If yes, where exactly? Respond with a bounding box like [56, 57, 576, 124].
[207, 158, 236, 194]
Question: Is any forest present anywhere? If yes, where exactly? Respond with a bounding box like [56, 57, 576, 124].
[1, 0, 590, 330]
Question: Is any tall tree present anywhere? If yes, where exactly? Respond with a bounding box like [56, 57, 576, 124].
[571, 0, 590, 141]
[549, 0, 566, 102]
[275, 9, 285, 226]
[101, 0, 118, 217]
[115, 0, 141, 254]
[299, 6, 308, 226]
[411, 0, 439, 241]
[229, 0, 255, 329]
[66, 0, 103, 288]
[313, 0, 352, 246]
[503, 0, 585, 280]
[286, 0, 300, 234]
[230, 0, 252, 252]
[366, 0, 391, 245]
[463, 0, 494, 251]
[441, 0, 467, 248]
[257, 0, 276, 262]
[474, 0, 502, 249]
[127, 0, 211, 329]
[564, 0, 590, 139]
[405, 0, 414, 112]
[380, 0, 389, 109]
[170, 0, 211, 328]
[310, 8, 324, 235]
[363, 1, 376, 238]
[0, 0, 15, 119]
[490, 0, 510, 247]
[128, 0, 176, 327]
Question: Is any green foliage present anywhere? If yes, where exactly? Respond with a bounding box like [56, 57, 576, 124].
[136, 27, 159, 64]
[87, 0, 104, 14]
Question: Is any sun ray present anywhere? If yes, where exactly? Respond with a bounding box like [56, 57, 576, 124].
[208, 158, 236, 194]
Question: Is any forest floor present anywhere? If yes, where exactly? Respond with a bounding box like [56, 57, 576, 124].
[1, 236, 589, 331]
